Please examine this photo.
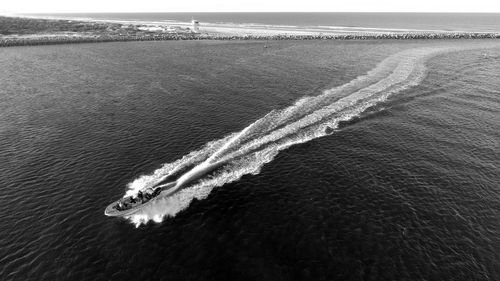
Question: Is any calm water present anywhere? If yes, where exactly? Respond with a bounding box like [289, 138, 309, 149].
[29, 12, 500, 32]
[1, 40, 500, 280]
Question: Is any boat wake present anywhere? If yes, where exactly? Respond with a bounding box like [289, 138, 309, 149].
[119, 44, 495, 226]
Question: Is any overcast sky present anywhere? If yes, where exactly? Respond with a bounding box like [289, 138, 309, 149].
[2, 0, 500, 13]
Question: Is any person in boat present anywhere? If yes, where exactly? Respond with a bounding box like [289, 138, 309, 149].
[144, 189, 152, 200]
[153, 187, 161, 197]
[119, 201, 129, 210]
[137, 191, 144, 202]
[325, 126, 334, 134]
[130, 196, 136, 204]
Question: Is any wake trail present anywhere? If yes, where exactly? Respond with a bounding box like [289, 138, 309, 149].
[122, 44, 498, 226]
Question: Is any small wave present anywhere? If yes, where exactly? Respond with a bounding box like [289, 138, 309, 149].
[122, 44, 498, 226]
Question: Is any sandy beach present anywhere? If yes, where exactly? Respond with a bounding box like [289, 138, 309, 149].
[1, 13, 499, 47]
[14, 13, 480, 36]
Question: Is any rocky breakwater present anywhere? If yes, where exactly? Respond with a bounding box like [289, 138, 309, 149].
[0, 15, 202, 47]
[0, 33, 203, 47]
[198, 32, 500, 41]
[2, 13, 500, 48]
[2, 31, 500, 47]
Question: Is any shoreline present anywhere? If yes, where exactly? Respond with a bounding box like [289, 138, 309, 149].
[1, 15, 499, 47]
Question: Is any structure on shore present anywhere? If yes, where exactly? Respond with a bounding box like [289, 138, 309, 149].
[191, 19, 200, 33]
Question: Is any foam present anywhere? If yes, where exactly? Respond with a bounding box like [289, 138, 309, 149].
[122, 44, 498, 226]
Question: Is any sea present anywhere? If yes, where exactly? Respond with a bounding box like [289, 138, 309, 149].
[1, 13, 500, 281]
[26, 12, 500, 32]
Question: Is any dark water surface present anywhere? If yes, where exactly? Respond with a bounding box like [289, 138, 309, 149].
[0, 40, 499, 280]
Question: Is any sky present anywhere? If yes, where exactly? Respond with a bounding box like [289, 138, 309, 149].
[2, 0, 500, 13]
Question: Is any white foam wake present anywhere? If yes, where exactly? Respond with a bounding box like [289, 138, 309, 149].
[121, 44, 496, 226]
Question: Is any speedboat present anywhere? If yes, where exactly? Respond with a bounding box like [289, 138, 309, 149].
[104, 182, 177, 217]
[104, 160, 229, 217]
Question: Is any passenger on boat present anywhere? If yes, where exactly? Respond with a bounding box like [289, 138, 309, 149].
[153, 187, 161, 197]
[137, 191, 144, 202]
[325, 126, 334, 134]
[144, 190, 152, 200]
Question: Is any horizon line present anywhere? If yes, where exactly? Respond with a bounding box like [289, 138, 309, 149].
[4, 11, 500, 14]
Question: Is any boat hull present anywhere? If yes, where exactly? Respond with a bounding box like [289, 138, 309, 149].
[104, 182, 177, 217]
[104, 199, 154, 217]
[104, 160, 230, 217]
